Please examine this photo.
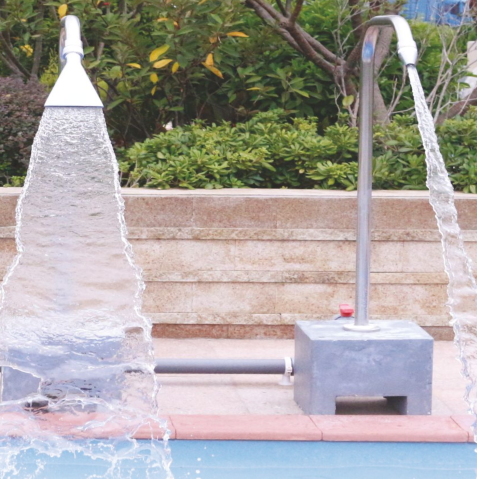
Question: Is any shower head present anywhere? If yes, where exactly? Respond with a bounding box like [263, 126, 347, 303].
[45, 15, 103, 108]
[366, 15, 418, 66]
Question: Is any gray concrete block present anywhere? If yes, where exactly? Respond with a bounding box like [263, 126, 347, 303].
[294, 320, 433, 415]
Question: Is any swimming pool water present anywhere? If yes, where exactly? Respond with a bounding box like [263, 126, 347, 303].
[170, 441, 477, 479]
[7, 440, 477, 478]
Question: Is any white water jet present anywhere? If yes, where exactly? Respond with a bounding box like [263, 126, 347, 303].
[0, 107, 173, 478]
[408, 65, 477, 436]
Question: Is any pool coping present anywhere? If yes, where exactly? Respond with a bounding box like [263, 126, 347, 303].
[0, 413, 473, 442]
[162, 414, 476, 443]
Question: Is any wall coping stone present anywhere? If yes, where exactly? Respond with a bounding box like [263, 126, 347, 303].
[0, 187, 476, 199]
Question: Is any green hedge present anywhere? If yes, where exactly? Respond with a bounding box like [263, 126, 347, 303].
[120, 108, 477, 192]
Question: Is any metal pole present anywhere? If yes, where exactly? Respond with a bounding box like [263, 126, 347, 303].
[343, 15, 418, 332]
[344, 27, 380, 333]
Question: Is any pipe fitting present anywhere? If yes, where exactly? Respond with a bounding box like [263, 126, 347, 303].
[397, 43, 418, 66]
[60, 16, 84, 60]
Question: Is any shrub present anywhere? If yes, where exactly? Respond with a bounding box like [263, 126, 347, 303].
[120, 110, 357, 189]
[0, 76, 46, 186]
[121, 108, 477, 192]
[1, 0, 470, 146]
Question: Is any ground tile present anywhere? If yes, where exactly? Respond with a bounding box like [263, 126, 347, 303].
[451, 415, 476, 442]
[170, 414, 322, 441]
[310, 415, 468, 442]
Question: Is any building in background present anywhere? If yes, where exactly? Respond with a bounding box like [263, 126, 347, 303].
[403, 0, 471, 25]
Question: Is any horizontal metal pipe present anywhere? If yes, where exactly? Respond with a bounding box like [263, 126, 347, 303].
[154, 358, 293, 375]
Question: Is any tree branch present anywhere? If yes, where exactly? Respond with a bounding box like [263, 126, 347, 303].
[246, 0, 303, 53]
[289, 0, 304, 24]
[286, 23, 334, 73]
[436, 87, 477, 124]
[0, 52, 24, 76]
[275, 0, 287, 16]
[31, 1, 45, 78]
[0, 33, 31, 79]
[247, 0, 336, 71]
[348, 0, 364, 41]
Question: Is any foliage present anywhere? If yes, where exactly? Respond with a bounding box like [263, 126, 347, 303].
[0, 0, 472, 147]
[120, 108, 477, 192]
[0, 76, 46, 186]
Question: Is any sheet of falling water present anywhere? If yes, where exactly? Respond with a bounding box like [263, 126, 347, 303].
[0, 107, 172, 479]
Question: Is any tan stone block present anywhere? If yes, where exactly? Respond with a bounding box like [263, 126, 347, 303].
[193, 197, 277, 228]
[193, 283, 277, 314]
[131, 239, 235, 272]
[227, 325, 293, 339]
[369, 283, 448, 317]
[152, 324, 229, 338]
[0, 196, 17, 227]
[0, 239, 16, 277]
[464, 242, 477, 267]
[148, 313, 199, 324]
[124, 196, 194, 228]
[400, 242, 444, 273]
[277, 197, 356, 229]
[455, 198, 477, 230]
[276, 282, 448, 317]
[234, 240, 402, 273]
[234, 240, 355, 271]
[143, 282, 193, 313]
[276, 283, 355, 314]
[373, 198, 437, 230]
[371, 242, 403, 272]
[143, 270, 284, 283]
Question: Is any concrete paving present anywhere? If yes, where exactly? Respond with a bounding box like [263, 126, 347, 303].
[153, 339, 469, 416]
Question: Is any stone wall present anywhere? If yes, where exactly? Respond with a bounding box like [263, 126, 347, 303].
[1, 188, 476, 339]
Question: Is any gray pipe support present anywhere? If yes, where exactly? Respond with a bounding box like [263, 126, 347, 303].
[154, 358, 294, 375]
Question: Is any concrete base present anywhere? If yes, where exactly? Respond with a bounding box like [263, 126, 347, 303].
[294, 320, 433, 415]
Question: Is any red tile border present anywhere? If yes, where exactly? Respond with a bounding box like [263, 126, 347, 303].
[310, 415, 468, 443]
[451, 415, 476, 442]
[0, 412, 174, 440]
[0, 413, 473, 443]
[169, 415, 322, 441]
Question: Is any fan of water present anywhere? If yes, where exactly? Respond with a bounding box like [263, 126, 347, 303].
[0, 107, 173, 478]
[408, 66, 477, 437]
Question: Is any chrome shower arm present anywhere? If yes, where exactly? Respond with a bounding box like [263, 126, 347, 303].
[366, 15, 418, 67]
[345, 15, 417, 332]
[59, 16, 84, 72]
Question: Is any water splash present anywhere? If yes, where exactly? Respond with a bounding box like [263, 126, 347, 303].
[408, 66, 477, 436]
[0, 107, 172, 478]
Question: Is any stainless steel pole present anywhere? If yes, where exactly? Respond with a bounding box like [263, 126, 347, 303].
[343, 16, 418, 332]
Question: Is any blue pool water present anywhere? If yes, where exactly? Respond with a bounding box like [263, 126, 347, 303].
[9, 440, 477, 478]
[170, 441, 477, 479]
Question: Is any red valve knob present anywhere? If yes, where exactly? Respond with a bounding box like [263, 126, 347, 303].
[339, 304, 354, 317]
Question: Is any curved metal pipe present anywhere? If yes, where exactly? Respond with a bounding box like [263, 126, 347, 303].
[366, 15, 418, 66]
[45, 15, 103, 107]
[344, 16, 418, 333]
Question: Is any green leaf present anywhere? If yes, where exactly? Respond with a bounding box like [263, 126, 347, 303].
[210, 13, 222, 24]
[107, 98, 126, 110]
[292, 89, 310, 98]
